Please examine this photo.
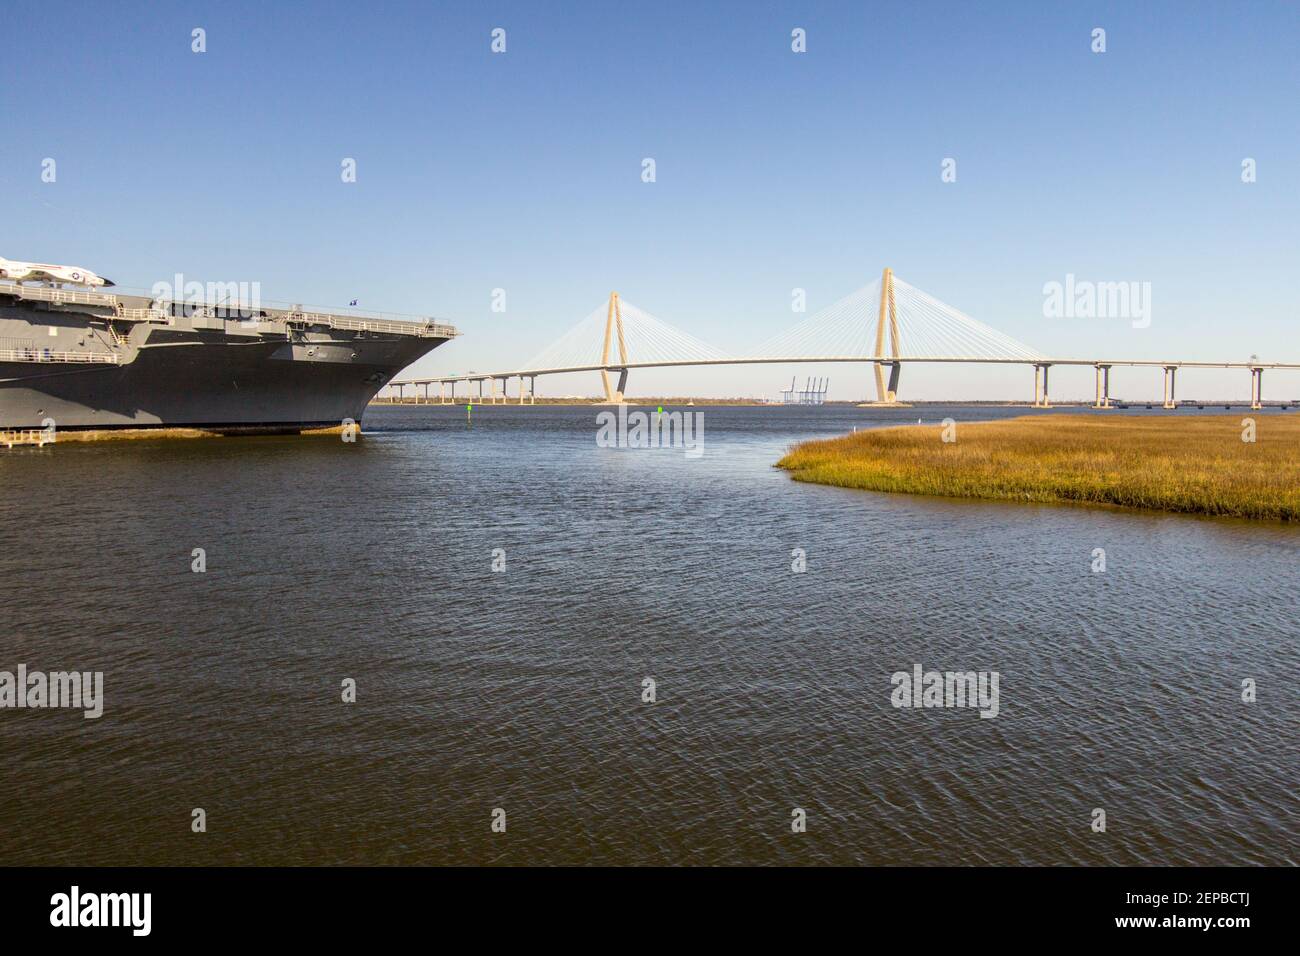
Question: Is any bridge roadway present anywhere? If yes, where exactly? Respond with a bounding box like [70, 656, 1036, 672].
[388, 355, 1300, 410]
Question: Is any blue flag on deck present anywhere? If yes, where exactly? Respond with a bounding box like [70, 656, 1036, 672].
[349, 299, 358, 306]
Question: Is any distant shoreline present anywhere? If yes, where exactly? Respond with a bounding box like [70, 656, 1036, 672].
[372, 397, 1295, 409]
[776, 414, 1299, 521]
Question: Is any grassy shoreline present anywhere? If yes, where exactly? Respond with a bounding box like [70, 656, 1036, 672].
[777, 414, 1300, 521]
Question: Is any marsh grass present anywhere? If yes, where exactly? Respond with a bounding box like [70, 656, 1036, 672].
[777, 414, 1300, 521]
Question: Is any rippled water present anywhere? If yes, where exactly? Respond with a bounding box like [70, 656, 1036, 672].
[1, 404, 1296, 865]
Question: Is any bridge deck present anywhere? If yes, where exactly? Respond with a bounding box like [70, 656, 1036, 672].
[395, 355, 1300, 387]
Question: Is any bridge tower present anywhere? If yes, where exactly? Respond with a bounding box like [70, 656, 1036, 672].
[600, 291, 630, 404]
[867, 267, 903, 405]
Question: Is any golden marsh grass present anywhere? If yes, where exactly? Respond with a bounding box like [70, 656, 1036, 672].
[777, 414, 1300, 521]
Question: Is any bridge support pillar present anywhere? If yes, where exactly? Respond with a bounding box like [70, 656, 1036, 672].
[1033, 363, 1052, 408]
[869, 267, 902, 404]
[600, 367, 629, 404]
[600, 369, 622, 403]
[1162, 365, 1178, 409]
[530, 375, 536, 405]
[599, 292, 630, 404]
[886, 361, 901, 397]
[1093, 364, 1113, 409]
[1250, 367, 1263, 410]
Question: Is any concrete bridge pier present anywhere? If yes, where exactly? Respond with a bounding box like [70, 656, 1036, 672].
[873, 268, 901, 403]
[1162, 365, 1178, 409]
[1032, 363, 1052, 408]
[1251, 367, 1263, 410]
[886, 361, 901, 398]
[600, 367, 629, 404]
[597, 291, 631, 404]
[1093, 364, 1113, 408]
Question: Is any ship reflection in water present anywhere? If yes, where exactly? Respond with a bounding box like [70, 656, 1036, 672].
[0, 404, 1295, 865]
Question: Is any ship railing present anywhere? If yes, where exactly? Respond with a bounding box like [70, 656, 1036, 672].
[0, 281, 458, 337]
[116, 307, 172, 323]
[0, 348, 120, 364]
[0, 281, 119, 309]
[284, 310, 458, 339]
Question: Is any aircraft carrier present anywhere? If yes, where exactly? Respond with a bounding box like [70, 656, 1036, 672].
[0, 270, 458, 433]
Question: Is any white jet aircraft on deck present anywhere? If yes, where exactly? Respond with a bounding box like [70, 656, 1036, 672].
[0, 256, 115, 287]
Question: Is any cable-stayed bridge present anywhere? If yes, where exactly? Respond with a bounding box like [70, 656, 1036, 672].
[387, 270, 1297, 409]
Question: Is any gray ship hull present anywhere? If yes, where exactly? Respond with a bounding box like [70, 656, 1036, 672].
[1, 283, 456, 432]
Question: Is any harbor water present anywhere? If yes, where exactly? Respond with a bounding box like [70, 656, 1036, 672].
[1, 404, 1296, 865]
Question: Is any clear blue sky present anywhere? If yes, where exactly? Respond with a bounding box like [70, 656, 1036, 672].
[4, 1, 1297, 400]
